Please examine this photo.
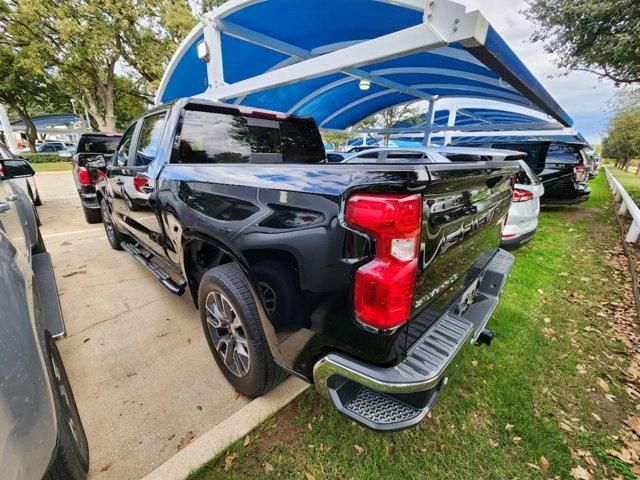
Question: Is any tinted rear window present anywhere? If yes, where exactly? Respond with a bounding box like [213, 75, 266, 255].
[77, 136, 121, 154]
[546, 144, 582, 163]
[173, 105, 325, 164]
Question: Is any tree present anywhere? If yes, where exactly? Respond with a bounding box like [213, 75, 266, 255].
[524, 0, 640, 85]
[1, 0, 196, 132]
[0, 45, 54, 151]
[355, 104, 422, 146]
[601, 106, 640, 171]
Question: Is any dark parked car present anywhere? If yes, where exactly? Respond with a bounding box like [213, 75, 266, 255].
[459, 141, 591, 205]
[0, 158, 89, 479]
[95, 98, 516, 431]
[72, 133, 122, 223]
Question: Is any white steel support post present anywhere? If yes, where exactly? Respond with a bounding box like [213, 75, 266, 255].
[423, 98, 437, 146]
[0, 104, 18, 153]
[203, 15, 225, 90]
[444, 106, 458, 145]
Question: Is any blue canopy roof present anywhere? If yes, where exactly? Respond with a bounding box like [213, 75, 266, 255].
[158, 0, 573, 131]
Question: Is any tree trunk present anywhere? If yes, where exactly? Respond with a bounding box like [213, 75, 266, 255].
[625, 156, 632, 171]
[635, 160, 640, 175]
[13, 105, 37, 152]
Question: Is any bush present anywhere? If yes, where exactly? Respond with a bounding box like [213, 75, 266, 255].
[21, 153, 69, 164]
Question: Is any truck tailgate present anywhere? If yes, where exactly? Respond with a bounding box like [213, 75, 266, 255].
[413, 163, 515, 316]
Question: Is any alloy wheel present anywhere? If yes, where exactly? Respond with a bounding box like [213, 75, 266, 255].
[205, 291, 251, 377]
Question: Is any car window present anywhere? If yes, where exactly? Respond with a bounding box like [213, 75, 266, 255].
[0, 144, 12, 159]
[77, 135, 121, 154]
[115, 124, 136, 166]
[345, 151, 379, 163]
[135, 112, 166, 167]
[546, 143, 581, 163]
[173, 105, 325, 164]
[385, 151, 426, 162]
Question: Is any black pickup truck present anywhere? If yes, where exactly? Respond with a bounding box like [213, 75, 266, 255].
[95, 98, 517, 431]
[459, 141, 591, 205]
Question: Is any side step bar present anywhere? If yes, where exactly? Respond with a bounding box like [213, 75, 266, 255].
[33, 252, 66, 338]
[121, 241, 186, 296]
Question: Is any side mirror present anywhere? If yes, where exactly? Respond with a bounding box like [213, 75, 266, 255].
[2, 159, 35, 178]
[85, 154, 107, 169]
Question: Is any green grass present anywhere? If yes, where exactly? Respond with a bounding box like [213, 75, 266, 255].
[32, 162, 72, 172]
[189, 173, 637, 480]
[608, 165, 640, 206]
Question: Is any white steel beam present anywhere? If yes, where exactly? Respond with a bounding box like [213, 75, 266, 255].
[0, 104, 18, 153]
[423, 99, 437, 146]
[210, 23, 447, 100]
[205, 18, 225, 87]
[218, 20, 437, 105]
[353, 121, 564, 135]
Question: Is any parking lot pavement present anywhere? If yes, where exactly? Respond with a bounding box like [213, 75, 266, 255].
[36, 172, 253, 479]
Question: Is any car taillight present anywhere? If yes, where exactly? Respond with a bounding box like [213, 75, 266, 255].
[572, 164, 586, 182]
[77, 166, 91, 186]
[345, 193, 422, 330]
[512, 188, 533, 202]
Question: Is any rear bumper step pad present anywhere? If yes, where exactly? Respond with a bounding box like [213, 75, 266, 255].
[313, 248, 514, 432]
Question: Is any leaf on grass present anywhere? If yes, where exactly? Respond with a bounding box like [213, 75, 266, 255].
[605, 448, 637, 465]
[526, 462, 540, 470]
[305, 473, 315, 480]
[570, 466, 594, 480]
[576, 364, 588, 374]
[263, 462, 274, 473]
[596, 378, 610, 393]
[539, 456, 550, 471]
[625, 416, 640, 436]
[544, 317, 552, 324]
[354, 444, 364, 455]
[505, 423, 514, 431]
[489, 439, 499, 448]
[512, 436, 522, 443]
[224, 452, 237, 472]
[591, 412, 602, 422]
[243, 435, 251, 447]
[537, 289, 544, 295]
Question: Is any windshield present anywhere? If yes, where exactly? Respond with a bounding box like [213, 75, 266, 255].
[77, 136, 121, 155]
[546, 143, 583, 164]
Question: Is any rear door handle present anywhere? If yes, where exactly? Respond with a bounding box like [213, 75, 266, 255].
[5, 194, 17, 202]
[142, 186, 154, 194]
[115, 179, 124, 186]
[0, 202, 10, 213]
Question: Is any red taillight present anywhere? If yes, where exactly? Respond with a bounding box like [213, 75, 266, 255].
[77, 166, 91, 186]
[572, 164, 586, 182]
[133, 176, 148, 193]
[512, 188, 533, 202]
[346, 193, 422, 330]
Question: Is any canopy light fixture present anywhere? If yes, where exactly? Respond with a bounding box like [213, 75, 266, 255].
[197, 40, 210, 62]
[359, 78, 371, 91]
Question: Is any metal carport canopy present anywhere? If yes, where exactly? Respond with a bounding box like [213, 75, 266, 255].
[157, 0, 573, 131]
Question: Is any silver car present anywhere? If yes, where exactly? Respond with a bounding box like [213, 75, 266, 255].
[0, 158, 88, 479]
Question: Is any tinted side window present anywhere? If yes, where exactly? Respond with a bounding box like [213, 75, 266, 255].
[546, 144, 581, 163]
[0, 144, 11, 160]
[135, 112, 166, 167]
[115, 124, 136, 166]
[173, 106, 325, 164]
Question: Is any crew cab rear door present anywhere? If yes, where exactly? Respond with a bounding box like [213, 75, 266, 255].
[110, 110, 168, 255]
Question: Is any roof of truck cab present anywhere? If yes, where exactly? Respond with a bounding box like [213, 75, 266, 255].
[157, 0, 573, 131]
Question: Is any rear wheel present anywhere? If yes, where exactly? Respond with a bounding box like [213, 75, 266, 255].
[82, 205, 102, 224]
[199, 263, 287, 397]
[100, 199, 123, 250]
[43, 337, 89, 480]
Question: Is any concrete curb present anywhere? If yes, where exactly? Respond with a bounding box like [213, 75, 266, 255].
[142, 378, 310, 480]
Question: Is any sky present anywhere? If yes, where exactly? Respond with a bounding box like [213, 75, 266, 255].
[454, 0, 617, 145]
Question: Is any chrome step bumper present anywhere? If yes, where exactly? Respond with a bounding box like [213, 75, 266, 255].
[313, 249, 515, 432]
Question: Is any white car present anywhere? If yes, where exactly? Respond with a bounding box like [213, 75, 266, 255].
[0, 143, 42, 206]
[343, 146, 544, 250]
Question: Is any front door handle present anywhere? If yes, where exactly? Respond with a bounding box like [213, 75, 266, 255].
[0, 202, 10, 213]
[115, 179, 124, 186]
[5, 194, 17, 202]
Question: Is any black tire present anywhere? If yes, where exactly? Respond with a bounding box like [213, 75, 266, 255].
[82, 205, 102, 224]
[43, 337, 89, 480]
[199, 263, 287, 398]
[251, 260, 299, 327]
[100, 198, 123, 250]
[33, 224, 47, 254]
